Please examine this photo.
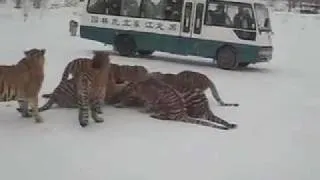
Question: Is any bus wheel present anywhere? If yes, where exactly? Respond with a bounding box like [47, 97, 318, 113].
[114, 35, 137, 57]
[238, 62, 250, 67]
[138, 50, 154, 56]
[216, 46, 238, 70]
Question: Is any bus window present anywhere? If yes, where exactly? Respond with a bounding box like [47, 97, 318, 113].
[141, 0, 183, 22]
[205, 1, 255, 30]
[231, 5, 255, 30]
[254, 3, 272, 32]
[87, 0, 108, 14]
[120, 0, 142, 17]
[87, 0, 140, 17]
[205, 2, 232, 27]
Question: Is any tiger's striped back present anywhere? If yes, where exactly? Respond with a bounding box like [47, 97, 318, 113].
[38, 78, 80, 112]
[59, 58, 92, 83]
[150, 71, 239, 107]
[110, 64, 149, 83]
[123, 78, 188, 120]
[115, 79, 237, 130]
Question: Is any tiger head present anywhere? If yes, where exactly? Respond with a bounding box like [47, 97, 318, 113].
[24, 48, 46, 67]
[91, 51, 110, 70]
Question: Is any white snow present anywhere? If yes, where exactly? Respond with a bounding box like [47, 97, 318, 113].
[0, 6, 319, 180]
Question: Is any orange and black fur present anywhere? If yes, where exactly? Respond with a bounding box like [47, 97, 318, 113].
[114, 78, 237, 130]
[150, 70, 239, 107]
[75, 52, 111, 127]
[0, 48, 46, 123]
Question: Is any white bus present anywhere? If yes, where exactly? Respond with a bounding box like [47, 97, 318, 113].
[80, 0, 273, 70]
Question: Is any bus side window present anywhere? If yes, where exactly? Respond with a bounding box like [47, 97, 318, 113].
[141, 0, 183, 22]
[205, 3, 231, 27]
[87, 0, 122, 15]
[106, 0, 121, 16]
[87, 0, 108, 14]
[120, 0, 141, 17]
[164, 0, 184, 22]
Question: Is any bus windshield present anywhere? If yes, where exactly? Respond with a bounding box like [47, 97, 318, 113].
[205, 0, 256, 31]
[254, 3, 272, 32]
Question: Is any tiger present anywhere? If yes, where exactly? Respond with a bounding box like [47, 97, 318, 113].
[59, 58, 148, 86]
[149, 70, 239, 107]
[113, 77, 237, 130]
[110, 64, 149, 83]
[15, 78, 128, 113]
[57, 57, 148, 104]
[75, 51, 111, 127]
[0, 48, 46, 123]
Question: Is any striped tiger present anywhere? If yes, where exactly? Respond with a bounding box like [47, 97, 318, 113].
[114, 77, 237, 130]
[15, 78, 128, 113]
[149, 70, 239, 107]
[76, 51, 111, 127]
[111, 64, 149, 83]
[0, 48, 46, 123]
[57, 55, 148, 103]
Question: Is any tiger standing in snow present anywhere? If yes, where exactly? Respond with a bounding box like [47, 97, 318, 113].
[0, 48, 46, 123]
[74, 51, 111, 127]
[114, 77, 237, 130]
[149, 70, 239, 107]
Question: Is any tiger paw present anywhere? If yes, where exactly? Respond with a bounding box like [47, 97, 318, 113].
[228, 123, 237, 129]
[21, 110, 33, 118]
[114, 103, 125, 108]
[22, 112, 33, 118]
[94, 117, 104, 123]
[79, 120, 89, 127]
[34, 116, 44, 123]
[139, 108, 151, 113]
[95, 108, 103, 114]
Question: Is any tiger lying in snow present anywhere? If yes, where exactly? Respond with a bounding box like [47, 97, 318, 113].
[113, 77, 237, 130]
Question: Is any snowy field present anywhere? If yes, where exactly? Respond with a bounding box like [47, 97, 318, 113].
[0, 5, 319, 180]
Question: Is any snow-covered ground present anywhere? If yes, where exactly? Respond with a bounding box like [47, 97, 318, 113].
[0, 6, 319, 180]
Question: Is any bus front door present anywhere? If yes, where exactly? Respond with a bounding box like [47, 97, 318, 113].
[180, 0, 206, 55]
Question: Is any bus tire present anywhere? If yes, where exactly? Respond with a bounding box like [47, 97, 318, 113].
[138, 50, 154, 56]
[238, 62, 250, 67]
[114, 35, 137, 57]
[216, 46, 238, 70]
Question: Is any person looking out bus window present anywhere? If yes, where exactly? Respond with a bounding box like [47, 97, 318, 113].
[233, 7, 254, 30]
[208, 4, 231, 27]
[121, 0, 140, 17]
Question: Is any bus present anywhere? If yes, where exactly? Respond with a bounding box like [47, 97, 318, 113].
[79, 0, 273, 70]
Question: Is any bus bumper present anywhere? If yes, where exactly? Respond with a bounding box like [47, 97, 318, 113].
[256, 46, 273, 62]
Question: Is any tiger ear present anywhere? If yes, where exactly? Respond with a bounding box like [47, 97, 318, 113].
[40, 49, 46, 55]
[24, 50, 29, 56]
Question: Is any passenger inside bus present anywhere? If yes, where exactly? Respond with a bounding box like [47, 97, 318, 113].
[207, 4, 232, 27]
[120, 0, 140, 17]
[233, 7, 255, 30]
[87, 0, 107, 14]
[87, 0, 183, 22]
